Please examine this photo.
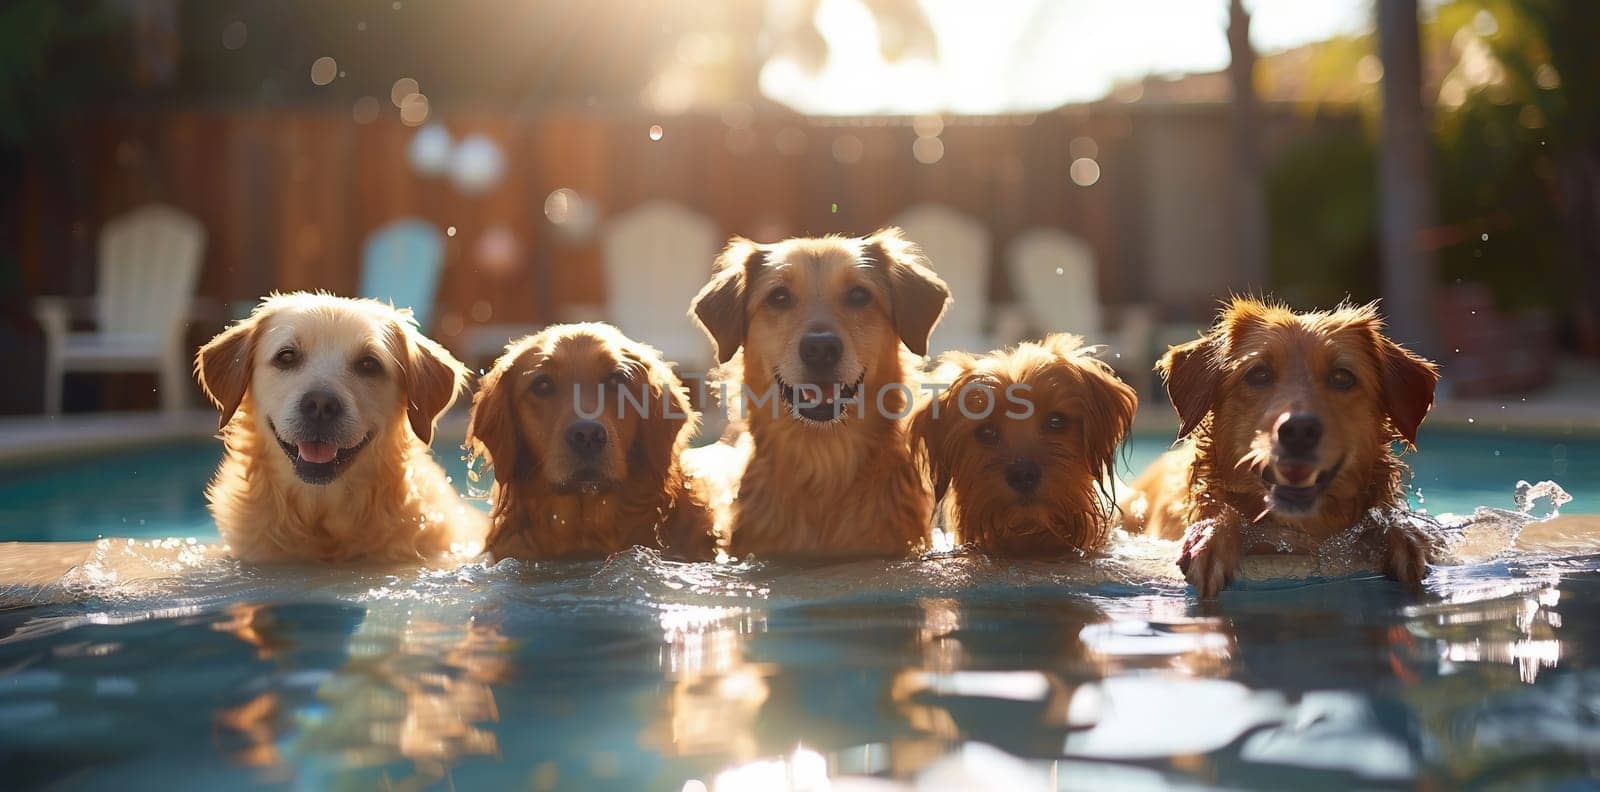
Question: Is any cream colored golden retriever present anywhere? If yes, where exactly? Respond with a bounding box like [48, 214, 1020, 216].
[195, 293, 485, 563]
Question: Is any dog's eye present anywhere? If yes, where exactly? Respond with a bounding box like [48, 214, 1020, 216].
[975, 424, 1000, 445]
[844, 286, 872, 308]
[1329, 368, 1357, 390]
[1043, 412, 1071, 432]
[1244, 365, 1273, 387]
[353, 355, 383, 376]
[766, 288, 793, 309]
[272, 348, 300, 368]
[530, 375, 555, 397]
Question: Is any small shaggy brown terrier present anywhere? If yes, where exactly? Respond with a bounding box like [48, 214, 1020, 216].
[913, 334, 1138, 557]
[196, 293, 484, 563]
[1120, 299, 1440, 597]
[690, 228, 950, 558]
[467, 323, 717, 561]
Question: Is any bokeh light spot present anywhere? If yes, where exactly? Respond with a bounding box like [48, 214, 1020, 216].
[351, 96, 380, 124]
[912, 136, 944, 165]
[831, 135, 864, 164]
[1070, 157, 1101, 186]
[648, 124, 665, 141]
[310, 57, 338, 86]
[390, 78, 419, 108]
[399, 93, 430, 127]
[1069, 136, 1099, 160]
[221, 21, 247, 51]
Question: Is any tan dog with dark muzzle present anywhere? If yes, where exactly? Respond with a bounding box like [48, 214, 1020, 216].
[196, 293, 484, 563]
[690, 228, 950, 558]
[1120, 299, 1439, 597]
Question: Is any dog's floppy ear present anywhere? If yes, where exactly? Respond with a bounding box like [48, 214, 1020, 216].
[467, 349, 525, 482]
[866, 227, 951, 357]
[628, 346, 699, 484]
[1378, 336, 1438, 448]
[910, 352, 976, 504]
[393, 319, 469, 445]
[195, 311, 262, 430]
[1158, 334, 1221, 439]
[691, 238, 759, 364]
[1076, 353, 1140, 483]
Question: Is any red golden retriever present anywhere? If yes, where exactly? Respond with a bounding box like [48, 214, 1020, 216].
[1120, 299, 1440, 597]
[467, 323, 717, 561]
[912, 334, 1139, 557]
[690, 228, 950, 558]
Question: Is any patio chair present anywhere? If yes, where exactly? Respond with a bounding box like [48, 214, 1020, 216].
[35, 204, 206, 416]
[1005, 226, 1154, 384]
[601, 201, 721, 371]
[360, 219, 445, 331]
[891, 203, 994, 356]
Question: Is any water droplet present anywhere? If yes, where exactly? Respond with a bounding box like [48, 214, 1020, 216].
[830, 202, 838, 214]
[1055, 267, 1064, 275]
[1481, 233, 1489, 242]
[446, 226, 457, 237]
[648, 124, 664, 141]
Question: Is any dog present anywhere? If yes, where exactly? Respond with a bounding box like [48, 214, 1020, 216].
[1119, 299, 1440, 597]
[912, 334, 1138, 557]
[195, 292, 483, 563]
[690, 227, 950, 558]
[466, 323, 718, 561]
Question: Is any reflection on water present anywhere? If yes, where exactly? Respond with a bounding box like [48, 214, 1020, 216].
[2, 505, 1600, 788]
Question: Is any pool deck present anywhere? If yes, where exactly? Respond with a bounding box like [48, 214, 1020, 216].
[2, 361, 1597, 465]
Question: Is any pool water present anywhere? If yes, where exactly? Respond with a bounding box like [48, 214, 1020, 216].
[1, 428, 1595, 543]
[0, 428, 1598, 790]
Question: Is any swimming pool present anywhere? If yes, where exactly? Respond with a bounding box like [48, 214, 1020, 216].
[1, 427, 1598, 789]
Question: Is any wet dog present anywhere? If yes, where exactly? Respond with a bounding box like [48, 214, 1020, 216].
[690, 228, 950, 558]
[1120, 299, 1439, 597]
[466, 323, 717, 561]
[196, 293, 483, 563]
[913, 335, 1138, 557]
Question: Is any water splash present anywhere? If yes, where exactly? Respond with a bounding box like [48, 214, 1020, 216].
[1515, 480, 1572, 520]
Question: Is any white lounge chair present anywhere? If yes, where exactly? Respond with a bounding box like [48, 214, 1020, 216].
[1005, 226, 1154, 385]
[891, 203, 994, 356]
[35, 204, 206, 415]
[601, 201, 721, 371]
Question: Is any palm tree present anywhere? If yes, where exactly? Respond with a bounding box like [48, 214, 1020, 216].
[1228, 0, 1269, 293]
[1376, 0, 1440, 357]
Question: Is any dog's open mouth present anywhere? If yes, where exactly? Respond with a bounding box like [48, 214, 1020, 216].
[1262, 457, 1343, 511]
[556, 468, 615, 495]
[775, 371, 865, 424]
[271, 421, 372, 485]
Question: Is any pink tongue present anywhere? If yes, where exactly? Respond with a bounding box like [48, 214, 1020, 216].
[297, 441, 338, 464]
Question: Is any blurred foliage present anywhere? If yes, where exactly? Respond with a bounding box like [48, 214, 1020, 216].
[1267, 0, 1597, 320]
[0, 0, 119, 147]
[1267, 129, 1379, 309]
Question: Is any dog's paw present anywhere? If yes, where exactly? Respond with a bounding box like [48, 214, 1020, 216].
[1383, 520, 1432, 593]
[1178, 520, 1240, 600]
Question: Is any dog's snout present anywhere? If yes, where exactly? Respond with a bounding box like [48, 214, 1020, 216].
[298, 389, 344, 423]
[1003, 458, 1042, 494]
[1275, 412, 1324, 456]
[564, 420, 609, 458]
[798, 331, 843, 372]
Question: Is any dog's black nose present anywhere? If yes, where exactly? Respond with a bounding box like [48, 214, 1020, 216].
[798, 332, 843, 372]
[299, 390, 343, 422]
[1276, 412, 1324, 456]
[565, 420, 608, 457]
[1004, 458, 1042, 494]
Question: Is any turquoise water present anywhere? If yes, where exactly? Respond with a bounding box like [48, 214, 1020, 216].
[0, 428, 1594, 542]
[0, 428, 1598, 789]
